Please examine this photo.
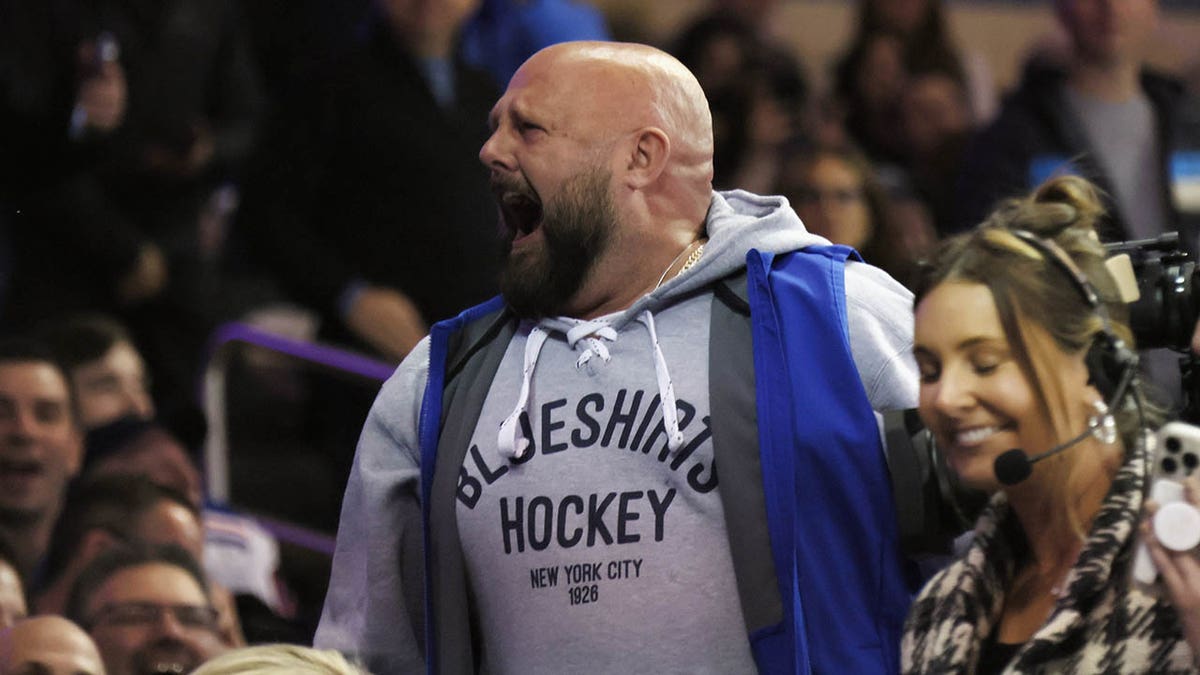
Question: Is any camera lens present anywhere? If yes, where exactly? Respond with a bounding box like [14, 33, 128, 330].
[1168, 437, 1182, 453]
[1129, 257, 1199, 351]
[1163, 457, 1179, 474]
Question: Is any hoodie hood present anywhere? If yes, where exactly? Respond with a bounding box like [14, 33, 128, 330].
[496, 190, 827, 460]
[537, 189, 829, 335]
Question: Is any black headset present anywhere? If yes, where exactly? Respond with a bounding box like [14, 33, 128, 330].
[1007, 229, 1139, 401]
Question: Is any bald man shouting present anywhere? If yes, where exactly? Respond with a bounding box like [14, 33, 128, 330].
[316, 42, 919, 674]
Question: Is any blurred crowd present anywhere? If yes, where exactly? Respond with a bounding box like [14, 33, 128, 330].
[0, 0, 1198, 668]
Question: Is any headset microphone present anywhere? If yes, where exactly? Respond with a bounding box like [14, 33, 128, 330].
[993, 359, 1136, 486]
[994, 427, 1097, 486]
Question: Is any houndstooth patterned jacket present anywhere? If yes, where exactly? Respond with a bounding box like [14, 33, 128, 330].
[901, 440, 1197, 674]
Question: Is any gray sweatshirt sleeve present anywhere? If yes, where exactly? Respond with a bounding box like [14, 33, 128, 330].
[843, 261, 919, 412]
[313, 338, 431, 674]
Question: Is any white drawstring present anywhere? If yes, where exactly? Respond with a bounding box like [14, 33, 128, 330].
[497, 326, 549, 460]
[497, 313, 685, 460]
[566, 320, 617, 374]
[637, 310, 685, 453]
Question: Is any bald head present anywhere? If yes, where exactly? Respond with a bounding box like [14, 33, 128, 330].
[514, 42, 714, 197]
[0, 616, 105, 675]
[535, 43, 711, 153]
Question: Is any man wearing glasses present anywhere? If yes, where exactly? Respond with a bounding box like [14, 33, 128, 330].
[67, 544, 224, 675]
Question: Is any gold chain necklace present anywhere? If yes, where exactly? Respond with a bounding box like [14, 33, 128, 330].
[653, 238, 707, 290]
[678, 242, 706, 275]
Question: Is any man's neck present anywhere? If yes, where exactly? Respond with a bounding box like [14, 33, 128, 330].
[1068, 56, 1142, 102]
[567, 230, 705, 320]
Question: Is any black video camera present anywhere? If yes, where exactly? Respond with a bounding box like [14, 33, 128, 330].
[1105, 232, 1198, 351]
[1105, 232, 1200, 422]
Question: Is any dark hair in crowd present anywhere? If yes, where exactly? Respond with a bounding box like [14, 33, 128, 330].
[854, 0, 966, 81]
[0, 337, 68, 375]
[36, 313, 135, 372]
[66, 542, 210, 629]
[40, 474, 198, 590]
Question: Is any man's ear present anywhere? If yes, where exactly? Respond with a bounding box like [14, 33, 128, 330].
[77, 528, 120, 567]
[623, 127, 670, 188]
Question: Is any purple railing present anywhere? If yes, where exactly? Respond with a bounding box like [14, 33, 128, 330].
[201, 321, 396, 554]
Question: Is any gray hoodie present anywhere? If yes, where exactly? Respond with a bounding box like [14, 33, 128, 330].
[314, 191, 918, 674]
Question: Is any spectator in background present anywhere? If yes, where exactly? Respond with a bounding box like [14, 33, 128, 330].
[39, 317, 202, 506]
[0, 538, 27, 628]
[33, 475, 203, 619]
[80, 417, 297, 645]
[779, 142, 887, 254]
[952, 0, 1200, 412]
[38, 314, 154, 430]
[671, 10, 809, 192]
[0, 339, 83, 579]
[51, 320, 298, 644]
[833, 29, 910, 166]
[32, 473, 247, 649]
[68, 545, 226, 675]
[242, 0, 501, 363]
[84, 418, 203, 511]
[0, 616, 106, 675]
[953, 0, 1198, 248]
[899, 68, 974, 234]
[460, 0, 611, 89]
[0, 0, 264, 416]
[776, 141, 935, 288]
[834, 0, 994, 147]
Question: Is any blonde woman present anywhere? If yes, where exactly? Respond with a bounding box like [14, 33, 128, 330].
[902, 176, 1193, 672]
[191, 644, 370, 675]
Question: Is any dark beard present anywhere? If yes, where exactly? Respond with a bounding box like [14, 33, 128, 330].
[500, 168, 615, 319]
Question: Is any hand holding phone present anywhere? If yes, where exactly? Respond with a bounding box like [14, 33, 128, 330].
[1134, 422, 1200, 585]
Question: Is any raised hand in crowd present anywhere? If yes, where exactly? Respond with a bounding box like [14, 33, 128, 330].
[115, 243, 168, 307]
[343, 286, 428, 362]
[73, 36, 126, 137]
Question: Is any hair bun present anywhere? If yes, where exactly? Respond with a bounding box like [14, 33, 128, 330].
[1027, 175, 1106, 238]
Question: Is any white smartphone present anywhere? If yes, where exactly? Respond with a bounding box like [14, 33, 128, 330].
[1133, 421, 1200, 585]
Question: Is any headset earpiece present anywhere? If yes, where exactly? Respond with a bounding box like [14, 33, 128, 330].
[1085, 331, 1137, 401]
[1009, 229, 1138, 404]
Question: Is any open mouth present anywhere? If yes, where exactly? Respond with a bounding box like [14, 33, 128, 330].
[0, 458, 42, 481]
[498, 190, 543, 245]
[136, 648, 198, 675]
